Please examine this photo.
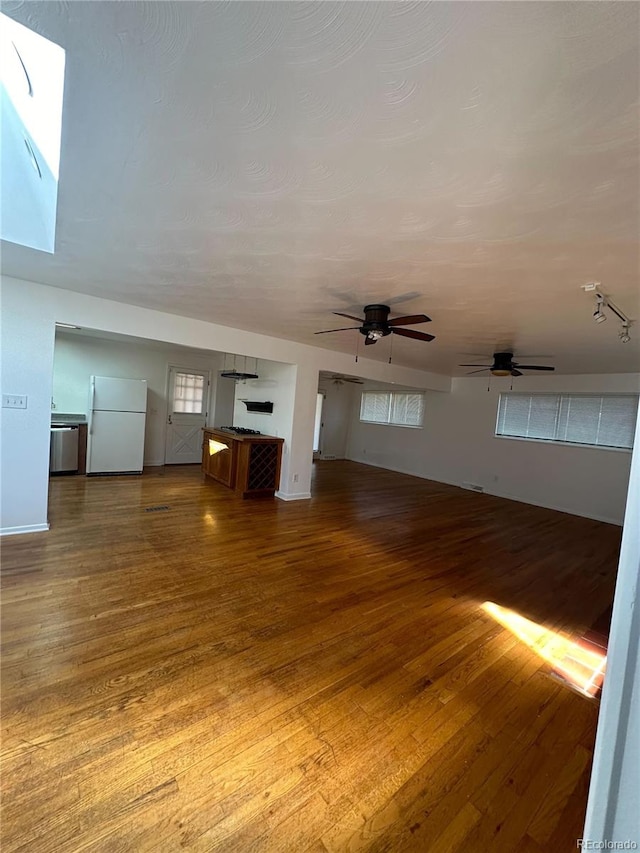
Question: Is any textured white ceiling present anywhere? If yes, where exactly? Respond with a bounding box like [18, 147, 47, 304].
[2, 1, 638, 374]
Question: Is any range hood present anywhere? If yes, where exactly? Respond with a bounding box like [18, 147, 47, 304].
[240, 400, 273, 413]
[220, 370, 259, 381]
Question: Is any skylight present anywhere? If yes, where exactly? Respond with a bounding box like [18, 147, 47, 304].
[0, 13, 65, 253]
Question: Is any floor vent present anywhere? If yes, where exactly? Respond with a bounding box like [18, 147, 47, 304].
[144, 505, 171, 512]
[462, 482, 484, 493]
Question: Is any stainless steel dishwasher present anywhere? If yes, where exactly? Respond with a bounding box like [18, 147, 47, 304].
[50, 425, 79, 474]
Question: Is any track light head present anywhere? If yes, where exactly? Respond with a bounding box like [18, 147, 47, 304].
[619, 323, 631, 344]
[593, 294, 607, 323]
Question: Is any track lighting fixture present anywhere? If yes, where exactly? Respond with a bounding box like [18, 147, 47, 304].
[581, 283, 633, 343]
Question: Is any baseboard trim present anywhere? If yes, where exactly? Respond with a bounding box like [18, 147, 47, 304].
[276, 490, 312, 502]
[488, 489, 622, 527]
[346, 456, 461, 490]
[346, 456, 623, 526]
[1, 522, 50, 537]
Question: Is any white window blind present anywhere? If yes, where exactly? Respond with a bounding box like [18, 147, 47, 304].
[360, 391, 425, 427]
[173, 372, 205, 414]
[496, 393, 638, 450]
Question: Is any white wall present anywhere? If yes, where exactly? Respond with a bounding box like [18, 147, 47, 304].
[53, 333, 222, 466]
[346, 374, 639, 525]
[316, 378, 356, 459]
[0, 280, 55, 534]
[212, 371, 236, 427]
[232, 359, 301, 496]
[232, 359, 295, 438]
[1, 274, 448, 532]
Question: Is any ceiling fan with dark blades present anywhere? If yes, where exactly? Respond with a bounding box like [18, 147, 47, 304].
[459, 352, 555, 377]
[327, 374, 364, 385]
[315, 304, 435, 345]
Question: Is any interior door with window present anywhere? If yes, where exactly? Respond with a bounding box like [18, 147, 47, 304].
[164, 367, 210, 464]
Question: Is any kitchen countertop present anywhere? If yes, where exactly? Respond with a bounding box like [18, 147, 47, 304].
[204, 427, 283, 443]
[51, 413, 87, 425]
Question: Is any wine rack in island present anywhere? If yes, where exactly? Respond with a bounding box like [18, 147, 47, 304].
[201, 428, 284, 498]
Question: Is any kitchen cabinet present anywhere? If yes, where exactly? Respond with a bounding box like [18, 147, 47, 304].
[202, 431, 236, 487]
[202, 429, 284, 498]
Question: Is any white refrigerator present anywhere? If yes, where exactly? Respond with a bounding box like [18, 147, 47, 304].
[87, 376, 147, 475]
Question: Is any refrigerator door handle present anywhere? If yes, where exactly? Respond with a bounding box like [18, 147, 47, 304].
[89, 378, 95, 434]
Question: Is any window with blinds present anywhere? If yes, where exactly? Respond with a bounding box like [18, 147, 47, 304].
[496, 393, 638, 450]
[360, 391, 425, 427]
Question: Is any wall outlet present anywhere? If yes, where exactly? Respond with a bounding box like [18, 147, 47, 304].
[2, 394, 27, 409]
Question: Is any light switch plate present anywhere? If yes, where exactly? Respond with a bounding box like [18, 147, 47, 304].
[2, 394, 28, 409]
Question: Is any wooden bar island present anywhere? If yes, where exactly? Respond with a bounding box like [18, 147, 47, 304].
[201, 428, 284, 498]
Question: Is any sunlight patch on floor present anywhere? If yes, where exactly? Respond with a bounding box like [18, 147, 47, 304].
[482, 601, 606, 698]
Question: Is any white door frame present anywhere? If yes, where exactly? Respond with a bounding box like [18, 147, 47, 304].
[313, 391, 325, 458]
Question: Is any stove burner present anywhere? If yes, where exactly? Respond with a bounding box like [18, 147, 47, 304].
[219, 426, 262, 435]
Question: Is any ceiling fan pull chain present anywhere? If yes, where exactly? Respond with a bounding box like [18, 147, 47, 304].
[388, 334, 394, 364]
[355, 335, 359, 363]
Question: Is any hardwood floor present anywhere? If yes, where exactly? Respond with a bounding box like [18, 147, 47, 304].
[1, 462, 621, 852]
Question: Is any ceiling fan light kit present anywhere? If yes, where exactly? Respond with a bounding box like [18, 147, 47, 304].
[315, 304, 435, 346]
[459, 352, 555, 378]
[581, 283, 633, 343]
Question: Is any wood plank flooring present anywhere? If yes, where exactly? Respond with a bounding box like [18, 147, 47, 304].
[1, 462, 622, 852]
